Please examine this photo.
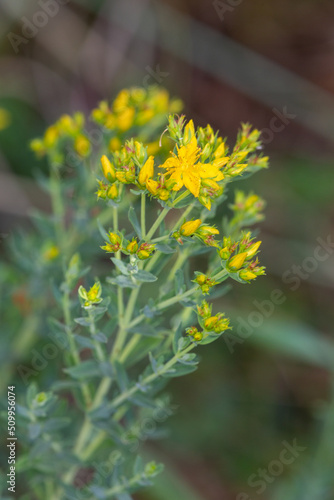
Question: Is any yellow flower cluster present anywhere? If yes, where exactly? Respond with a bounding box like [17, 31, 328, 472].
[218, 232, 265, 281]
[186, 300, 231, 343]
[78, 282, 103, 308]
[172, 219, 220, 247]
[101, 231, 156, 260]
[91, 86, 182, 145]
[30, 112, 91, 159]
[97, 107, 268, 212]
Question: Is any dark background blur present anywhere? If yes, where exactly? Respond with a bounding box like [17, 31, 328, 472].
[1, 1, 334, 499]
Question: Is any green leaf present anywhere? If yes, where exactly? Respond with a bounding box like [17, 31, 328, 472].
[114, 360, 129, 392]
[26, 383, 38, 409]
[111, 258, 129, 276]
[133, 456, 144, 475]
[174, 269, 185, 295]
[156, 243, 175, 254]
[74, 317, 91, 327]
[162, 364, 198, 378]
[173, 323, 183, 355]
[134, 270, 158, 282]
[64, 360, 101, 379]
[108, 276, 137, 288]
[97, 218, 109, 241]
[128, 206, 142, 238]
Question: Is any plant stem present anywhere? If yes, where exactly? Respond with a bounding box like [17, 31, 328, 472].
[141, 192, 146, 239]
[111, 344, 194, 411]
[145, 206, 170, 241]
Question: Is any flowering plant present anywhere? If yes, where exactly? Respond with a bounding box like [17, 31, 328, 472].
[1, 86, 268, 499]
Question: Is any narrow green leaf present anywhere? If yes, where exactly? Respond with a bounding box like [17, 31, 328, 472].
[64, 360, 101, 379]
[111, 258, 130, 275]
[128, 206, 142, 238]
[134, 269, 158, 282]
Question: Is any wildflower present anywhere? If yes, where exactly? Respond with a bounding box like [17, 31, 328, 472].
[138, 156, 154, 187]
[107, 184, 118, 200]
[74, 135, 91, 157]
[101, 232, 122, 253]
[245, 240, 261, 259]
[197, 300, 212, 319]
[96, 181, 108, 200]
[161, 135, 224, 199]
[179, 219, 202, 237]
[101, 155, 116, 182]
[109, 137, 122, 152]
[194, 274, 216, 295]
[186, 326, 203, 341]
[137, 242, 155, 260]
[78, 282, 102, 308]
[43, 244, 59, 261]
[146, 178, 159, 196]
[239, 269, 257, 282]
[117, 107, 135, 131]
[228, 252, 247, 271]
[126, 238, 138, 254]
[44, 126, 59, 148]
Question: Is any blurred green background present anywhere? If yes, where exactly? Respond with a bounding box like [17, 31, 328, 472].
[1, 0, 334, 499]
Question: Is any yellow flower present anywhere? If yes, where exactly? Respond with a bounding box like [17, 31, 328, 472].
[74, 135, 91, 157]
[109, 137, 122, 152]
[245, 240, 261, 259]
[117, 107, 135, 131]
[161, 136, 224, 199]
[239, 270, 257, 281]
[43, 245, 59, 261]
[138, 156, 154, 187]
[146, 178, 159, 196]
[101, 155, 116, 182]
[228, 252, 247, 271]
[180, 219, 202, 236]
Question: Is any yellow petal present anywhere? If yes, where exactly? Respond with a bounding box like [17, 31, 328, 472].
[183, 171, 201, 197]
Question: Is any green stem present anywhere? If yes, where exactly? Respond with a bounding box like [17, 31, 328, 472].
[145, 206, 170, 241]
[88, 309, 105, 362]
[111, 344, 194, 411]
[141, 192, 146, 239]
[125, 286, 198, 333]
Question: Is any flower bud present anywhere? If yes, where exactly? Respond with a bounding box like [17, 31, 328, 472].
[193, 331, 203, 342]
[180, 219, 202, 237]
[186, 326, 199, 337]
[107, 184, 118, 200]
[196, 225, 219, 236]
[146, 178, 159, 196]
[109, 137, 122, 152]
[228, 252, 247, 271]
[197, 300, 212, 319]
[195, 274, 207, 286]
[245, 240, 261, 259]
[74, 135, 91, 157]
[44, 126, 59, 148]
[204, 316, 219, 331]
[126, 239, 138, 254]
[101, 155, 116, 182]
[108, 232, 121, 245]
[138, 156, 154, 187]
[219, 246, 230, 260]
[134, 141, 146, 164]
[239, 269, 257, 281]
[158, 189, 170, 201]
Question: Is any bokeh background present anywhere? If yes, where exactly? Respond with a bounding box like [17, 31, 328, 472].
[1, 0, 334, 499]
